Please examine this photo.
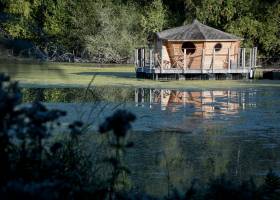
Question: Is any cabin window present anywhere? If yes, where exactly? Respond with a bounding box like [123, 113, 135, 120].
[214, 43, 222, 51]
[182, 42, 196, 54]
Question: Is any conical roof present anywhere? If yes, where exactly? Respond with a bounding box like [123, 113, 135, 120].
[157, 20, 242, 41]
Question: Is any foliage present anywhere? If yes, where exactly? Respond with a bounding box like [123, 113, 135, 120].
[184, 0, 280, 57]
[0, 73, 140, 199]
[99, 110, 136, 199]
[0, 0, 168, 63]
[0, 73, 98, 199]
[1, 0, 69, 48]
[81, 1, 143, 63]
[140, 0, 166, 37]
[1, 0, 278, 61]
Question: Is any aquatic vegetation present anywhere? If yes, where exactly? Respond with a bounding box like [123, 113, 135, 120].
[1, 62, 280, 89]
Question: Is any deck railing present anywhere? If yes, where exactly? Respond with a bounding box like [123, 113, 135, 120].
[135, 47, 258, 72]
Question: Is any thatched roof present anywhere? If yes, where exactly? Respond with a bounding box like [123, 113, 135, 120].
[157, 20, 242, 41]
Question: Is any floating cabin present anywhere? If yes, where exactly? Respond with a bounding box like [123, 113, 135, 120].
[135, 20, 257, 80]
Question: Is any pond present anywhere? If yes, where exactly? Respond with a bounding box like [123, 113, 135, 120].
[21, 86, 280, 197]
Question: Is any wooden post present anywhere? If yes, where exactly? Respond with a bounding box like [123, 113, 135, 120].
[149, 49, 153, 70]
[212, 48, 215, 73]
[240, 48, 243, 68]
[228, 48, 231, 72]
[201, 49, 205, 73]
[183, 49, 186, 72]
[153, 50, 156, 68]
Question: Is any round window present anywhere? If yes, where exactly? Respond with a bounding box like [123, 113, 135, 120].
[214, 43, 222, 51]
[182, 42, 196, 54]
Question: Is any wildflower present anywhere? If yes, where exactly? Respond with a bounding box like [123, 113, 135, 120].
[99, 110, 136, 137]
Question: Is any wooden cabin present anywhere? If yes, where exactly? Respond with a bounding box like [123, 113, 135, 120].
[135, 20, 257, 80]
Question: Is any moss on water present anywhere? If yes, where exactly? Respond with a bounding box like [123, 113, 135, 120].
[1, 62, 280, 89]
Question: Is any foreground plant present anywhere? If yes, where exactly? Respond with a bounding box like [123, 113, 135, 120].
[99, 110, 136, 199]
[0, 74, 95, 199]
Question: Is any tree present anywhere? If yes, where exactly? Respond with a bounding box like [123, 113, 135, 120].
[183, 0, 280, 57]
[1, 0, 71, 51]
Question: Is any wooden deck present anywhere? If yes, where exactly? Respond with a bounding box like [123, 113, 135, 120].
[135, 47, 257, 80]
[136, 66, 250, 74]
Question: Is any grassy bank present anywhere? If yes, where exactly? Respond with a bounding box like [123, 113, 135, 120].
[1, 61, 280, 89]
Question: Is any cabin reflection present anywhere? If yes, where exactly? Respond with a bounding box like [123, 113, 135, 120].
[135, 88, 256, 118]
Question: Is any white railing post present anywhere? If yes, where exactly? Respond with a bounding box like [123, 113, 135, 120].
[228, 48, 231, 73]
[242, 48, 246, 74]
[249, 48, 252, 68]
[161, 48, 164, 69]
[237, 48, 240, 68]
[140, 48, 142, 68]
[254, 47, 258, 67]
[141, 48, 145, 72]
[135, 49, 138, 68]
[242, 48, 246, 68]
[149, 49, 153, 70]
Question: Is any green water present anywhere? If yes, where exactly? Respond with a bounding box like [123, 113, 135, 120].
[1, 60, 280, 88]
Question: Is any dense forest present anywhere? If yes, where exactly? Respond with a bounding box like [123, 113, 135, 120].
[0, 0, 279, 63]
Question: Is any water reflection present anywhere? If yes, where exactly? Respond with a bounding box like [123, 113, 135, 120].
[135, 88, 257, 118]
[21, 87, 273, 133]
[20, 86, 280, 197]
[129, 88, 280, 197]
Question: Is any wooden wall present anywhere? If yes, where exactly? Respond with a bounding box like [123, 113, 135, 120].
[159, 40, 240, 70]
[204, 41, 240, 69]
